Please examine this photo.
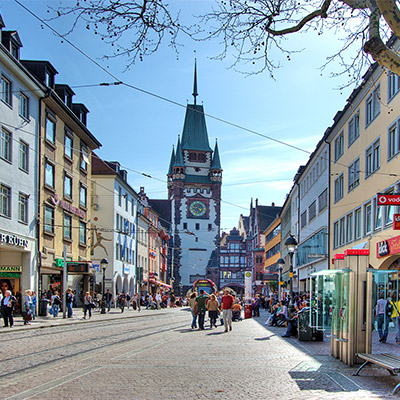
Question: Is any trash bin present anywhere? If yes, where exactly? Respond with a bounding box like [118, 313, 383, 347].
[297, 307, 323, 341]
[39, 299, 50, 316]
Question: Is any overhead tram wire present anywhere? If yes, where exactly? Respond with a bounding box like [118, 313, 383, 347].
[15, 0, 376, 179]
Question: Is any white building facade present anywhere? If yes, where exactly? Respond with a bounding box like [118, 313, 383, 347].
[0, 20, 44, 299]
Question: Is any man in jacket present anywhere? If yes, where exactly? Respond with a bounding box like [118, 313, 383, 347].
[221, 289, 234, 332]
[195, 289, 208, 330]
[1, 290, 17, 328]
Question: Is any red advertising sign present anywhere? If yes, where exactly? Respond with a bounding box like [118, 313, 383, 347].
[377, 234, 400, 258]
[344, 249, 370, 256]
[377, 194, 400, 205]
[334, 253, 345, 260]
[394, 214, 400, 230]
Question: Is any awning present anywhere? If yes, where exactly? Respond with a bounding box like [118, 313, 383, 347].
[157, 280, 172, 289]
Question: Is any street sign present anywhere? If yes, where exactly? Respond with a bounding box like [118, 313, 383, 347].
[377, 194, 400, 205]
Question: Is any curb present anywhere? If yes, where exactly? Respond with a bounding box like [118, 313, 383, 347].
[0, 310, 169, 333]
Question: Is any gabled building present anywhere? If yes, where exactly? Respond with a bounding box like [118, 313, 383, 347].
[167, 63, 222, 293]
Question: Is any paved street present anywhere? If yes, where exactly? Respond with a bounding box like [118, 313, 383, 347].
[1, 308, 397, 400]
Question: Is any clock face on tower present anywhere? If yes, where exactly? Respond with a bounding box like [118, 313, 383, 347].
[189, 200, 207, 217]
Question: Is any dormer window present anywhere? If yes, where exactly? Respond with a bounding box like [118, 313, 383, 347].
[189, 152, 197, 161]
[11, 43, 19, 59]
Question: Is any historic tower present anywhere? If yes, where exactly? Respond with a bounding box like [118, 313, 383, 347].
[168, 62, 222, 293]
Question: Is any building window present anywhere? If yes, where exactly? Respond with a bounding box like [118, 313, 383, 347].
[374, 198, 382, 231]
[45, 114, 56, 144]
[125, 194, 128, 211]
[388, 120, 400, 160]
[334, 174, 344, 203]
[45, 160, 55, 189]
[118, 187, 122, 206]
[385, 203, 395, 227]
[79, 221, 86, 245]
[318, 189, 328, 212]
[339, 217, 345, 247]
[308, 201, 316, 222]
[388, 72, 400, 101]
[80, 184, 87, 208]
[0, 128, 12, 163]
[19, 140, 29, 172]
[1, 75, 12, 106]
[354, 208, 362, 240]
[64, 213, 72, 240]
[44, 205, 54, 234]
[195, 223, 200, 230]
[334, 131, 344, 161]
[64, 174, 72, 199]
[348, 112, 360, 147]
[300, 211, 307, 229]
[0, 185, 11, 218]
[18, 193, 28, 224]
[364, 202, 372, 235]
[131, 199, 134, 216]
[346, 213, 353, 243]
[80, 144, 89, 171]
[366, 85, 380, 126]
[64, 131, 73, 159]
[183, 222, 187, 230]
[348, 157, 360, 192]
[365, 139, 380, 178]
[19, 92, 29, 120]
[208, 224, 212, 231]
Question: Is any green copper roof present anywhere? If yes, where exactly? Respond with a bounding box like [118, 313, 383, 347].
[181, 104, 212, 152]
[211, 140, 221, 170]
[174, 137, 185, 167]
[167, 146, 175, 175]
[185, 174, 212, 184]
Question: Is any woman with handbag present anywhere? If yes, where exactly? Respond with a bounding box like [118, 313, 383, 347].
[189, 292, 198, 329]
[83, 292, 92, 319]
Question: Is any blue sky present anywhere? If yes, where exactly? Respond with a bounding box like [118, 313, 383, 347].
[2, 0, 361, 230]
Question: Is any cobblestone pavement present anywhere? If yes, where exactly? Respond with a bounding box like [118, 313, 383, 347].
[1, 308, 398, 400]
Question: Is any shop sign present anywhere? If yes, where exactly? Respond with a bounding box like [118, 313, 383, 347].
[377, 194, 400, 205]
[394, 214, 400, 230]
[123, 264, 130, 275]
[334, 253, 345, 260]
[0, 233, 28, 248]
[344, 249, 370, 256]
[0, 266, 22, 273]
[67, 262, 90, 273]
[51, 194, 86, 219]
[376, 235, 400, 258]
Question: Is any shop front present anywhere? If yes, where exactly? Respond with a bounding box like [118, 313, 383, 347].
[0, 231, 37, 313]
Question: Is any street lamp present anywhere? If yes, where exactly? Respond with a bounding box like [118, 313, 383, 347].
[100, 258, 108, 314]
[285, 235, 298, 313]
[277, 258, 285, 302]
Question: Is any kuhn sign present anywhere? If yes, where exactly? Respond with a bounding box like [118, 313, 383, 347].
[377, 194, 400, 205]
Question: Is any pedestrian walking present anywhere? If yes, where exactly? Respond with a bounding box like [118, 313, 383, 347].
[195, 290, 207, 330]
[22, 290, 32, 325]
[134, 293, 141, 312]
[118, 292, 126, 313]
[1, 290, 17, 328]
[104, 289, 113, 312]
[188, 292, 198, 329]
[31, 291, 37, 320]
[206, 294, 220, 328]
[155, 293, 162, 309]
[126, 293, 131, 309]
[83, 292, 92, 319]
[50, 291, 61, 318]
[221, 289, 234, 332]
[66, 288, 74, 318]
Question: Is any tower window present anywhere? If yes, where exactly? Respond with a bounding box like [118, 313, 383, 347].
[208, 224, 212, 231]
[197, 153, 206, 162]
[183, 222, 187, 230]
[189, 152, 197, 161]
[195, 223, 200, 230]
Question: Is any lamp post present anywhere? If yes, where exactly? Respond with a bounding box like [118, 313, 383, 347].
[285, 235, 297, 313]
[100, 258, 108, 314]
[277, 258, 285, 302]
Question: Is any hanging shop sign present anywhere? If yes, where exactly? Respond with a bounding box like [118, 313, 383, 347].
[377, 234, 400, 258]
[67, 262, 91, 273]
[377, 194, 400, 205]
[394, 214, 400, 230]
[123, 264, 130, 275]
[0, 233, 28, 248]
[51, 194, 86, 219]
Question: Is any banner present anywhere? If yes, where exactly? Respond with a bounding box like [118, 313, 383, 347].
[244, 271, 252, 300]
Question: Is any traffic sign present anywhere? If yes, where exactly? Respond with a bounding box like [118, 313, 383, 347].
[377, 193, 400, 205]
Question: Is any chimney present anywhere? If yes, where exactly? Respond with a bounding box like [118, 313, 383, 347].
[271, 202, 275, 207]
[255, 198, 258, 207]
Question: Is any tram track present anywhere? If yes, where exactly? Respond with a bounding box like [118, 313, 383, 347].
[0, 317, 188, 381]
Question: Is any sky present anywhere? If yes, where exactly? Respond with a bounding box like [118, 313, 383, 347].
[1, 0, 365, 231]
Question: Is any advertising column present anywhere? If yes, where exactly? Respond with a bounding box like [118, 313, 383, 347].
[244, 271, 253, 319]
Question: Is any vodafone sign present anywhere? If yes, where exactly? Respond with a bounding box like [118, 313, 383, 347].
[377, 194, 400, 205]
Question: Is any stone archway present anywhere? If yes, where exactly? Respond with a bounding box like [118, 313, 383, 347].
[379, 256, 400, 270]
[123, 276, 129, 294]
[115, 275, 122, 295]
[129, 278, 135, 295]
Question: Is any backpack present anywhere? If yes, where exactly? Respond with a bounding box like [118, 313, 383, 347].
[386, 301, 393, 318]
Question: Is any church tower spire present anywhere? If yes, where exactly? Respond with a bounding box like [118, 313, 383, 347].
[192, 58, 198, 105]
